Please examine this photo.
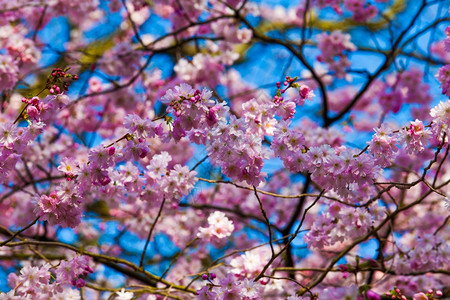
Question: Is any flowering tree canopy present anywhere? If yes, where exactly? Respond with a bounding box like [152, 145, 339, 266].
[0, 0, 449, 299]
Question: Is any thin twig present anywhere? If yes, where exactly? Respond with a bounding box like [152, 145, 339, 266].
[253, 186, 275, 257]
[0, 217, 40, 247]
[140, 197, 166, 268]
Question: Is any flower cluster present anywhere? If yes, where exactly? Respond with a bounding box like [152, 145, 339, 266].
[343, 0, 378, 22]
[368, 123, 399, 167]
[55, 255, 93, 288]
[229, 247, 274, 279]
[85, 145, 115, 186]
[393, 234, 449, 274]
[0, 1, 449, 300]
[435, 64, 450, 97]
[100, 43, 141, 78]
[22, 94, 70, 122]
[0, 54, 19, 92]
[273, 77, 315, 115]
[271, 121, 306, 171]
[385, 287, 444, 300]
[435, 27, 450, 97]
[34, 183, 83, 228]
[197, 211, 234, 240]
[5, 256, 91, 299]
[174, 53, 225, 87]
[304, 202, 384, 249]
[379, 69, 432, 114]
[317, 30, 356, 78]
[145, 152, 198, 203]
[430, 99, 450, 142]
[274, 135, 381, 199]
[3, 35, 40, 69]
[207, 117, 268, 186]
[0, 91, 72, 185]
[398, 119, 432, 154]
[197, 273, 264, 300]
[124, 114, 163, 139]
[161, 83, 227, 142]
[162, 84, 270, 185]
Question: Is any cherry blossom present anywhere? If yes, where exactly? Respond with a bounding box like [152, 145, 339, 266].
[0, 1, 449, 299]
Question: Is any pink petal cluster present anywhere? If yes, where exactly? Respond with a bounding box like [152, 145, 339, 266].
[174, 53, 225, 87]
[6, 259, 89, 299]
[197, 273, 264, 300]
[0, 54, 19, 92]
[430, 99, 450, 142]
[393, 234, 449, 274]
[368, 123, 398, 167]
[197, 211, 234, 240]
[229, 247, 274, 279]
[0, 2, 449, 299]
[99, 43, 141, 78]
[317, 31, 356, 78]
[398, 119, 432, 154]
[304, 202, 384, 249]
[379, 69, 431, 114]
[55, 255, 93, 288]
[34, 186, 83, 228]
[343, 0, 378, 22]
[436, 65, 450, 97]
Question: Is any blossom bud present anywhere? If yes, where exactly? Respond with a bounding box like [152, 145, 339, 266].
[75, 278, 86, 288]
[27, 105, 39, 119]
[139, 148, 148, 158]
[30, 97, 40, 105]
[412, 293, 428, 300]
[207, 106, 220, 126]
[339, 264, 348, 271]
[201, 274, 208, 280]
[367, 290, 381, 300]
